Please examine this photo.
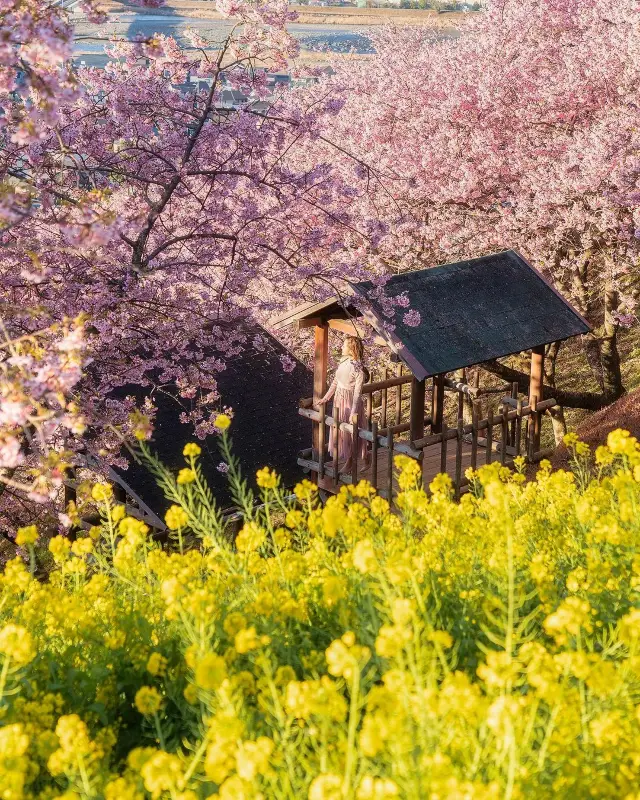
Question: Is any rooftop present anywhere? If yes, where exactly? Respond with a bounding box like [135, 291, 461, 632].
[271, 250, 591, 380]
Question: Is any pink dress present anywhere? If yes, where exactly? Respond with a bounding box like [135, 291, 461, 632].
[319, 358, 368, 462]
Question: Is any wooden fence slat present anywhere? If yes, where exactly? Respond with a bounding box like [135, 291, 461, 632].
[387, 428, 394, 503]
[528, 396, 537, 461]
[486, 407, 493, 465]
[455, 418, 464, 498]
[440, 420, 448, 475]
[352, 417, 359, 486]
[333, 417, 339, 488]
[371, 421, 378, 489]
[381, 367, 388, 429]
[318, 402, 326, 479]
[510, 382, 518, 446]
[515, 399, 522, 456]
[500, 403, 508, 466]
[471, 401, 479, 470]
[395, 362, 403, 425]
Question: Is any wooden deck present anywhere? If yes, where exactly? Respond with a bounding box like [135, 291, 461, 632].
[316, 439, 488, 497]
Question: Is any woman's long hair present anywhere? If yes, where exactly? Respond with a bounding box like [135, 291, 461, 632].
[343, 336, 364, 362]
[343, 336, 370, 382]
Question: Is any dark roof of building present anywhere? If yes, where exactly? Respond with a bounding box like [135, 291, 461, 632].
[111, 325, 312, 516]
[270, 250, 591, 380]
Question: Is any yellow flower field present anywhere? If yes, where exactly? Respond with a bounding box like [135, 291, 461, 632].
[3, 430, 640, 798]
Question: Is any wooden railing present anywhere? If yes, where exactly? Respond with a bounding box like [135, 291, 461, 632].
[298, 395, 556, 502]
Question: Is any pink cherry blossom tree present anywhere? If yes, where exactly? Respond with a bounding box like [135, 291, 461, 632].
[320, 0, 640, 413]
[0, 0, 398, 528]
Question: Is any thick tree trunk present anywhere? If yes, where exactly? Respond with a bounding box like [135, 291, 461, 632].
[544, 342, 567, 444]
[601, 283, 625, 398]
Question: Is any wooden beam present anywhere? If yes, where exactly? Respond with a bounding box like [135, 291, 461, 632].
[328, 318, 363, 336]
[298, 317, 323, 330]
[410, 377, 426, 443]
[443, 377, 481, 397]
[312, 324, 329, 481]
[529, 345, 545, 454]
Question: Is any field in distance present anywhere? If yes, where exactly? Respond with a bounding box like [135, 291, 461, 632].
[100, 1, 470, 26]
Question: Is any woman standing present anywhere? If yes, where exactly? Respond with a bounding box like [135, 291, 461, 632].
[317, 336, 369, 473]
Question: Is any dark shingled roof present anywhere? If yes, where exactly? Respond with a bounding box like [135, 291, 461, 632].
[111, 325, 312, 514]
[270, 250, 591, 380]
[354, 251, 590, 379]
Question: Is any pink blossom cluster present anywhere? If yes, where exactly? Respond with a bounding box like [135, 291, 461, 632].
[0, 318, 86, 501]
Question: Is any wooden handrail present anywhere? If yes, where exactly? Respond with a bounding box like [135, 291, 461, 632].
[298, 407, 421, 457]
[361, 374, 413, 394]
[411, 398, 556, 449]
[299, 372, 411, 407]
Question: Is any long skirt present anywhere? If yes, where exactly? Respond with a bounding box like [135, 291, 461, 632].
[328, 387, 368, 463]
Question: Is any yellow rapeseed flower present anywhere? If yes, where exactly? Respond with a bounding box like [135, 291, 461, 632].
[256, 466, 278, 489]
[146, 653, 168, 677]
[215, 413, 232, 431]
[177, 468, 196, 485]
[183, 442, 202, 458]
[15, 525, 38, 547]
[235, 522, 266, 553]
[0, 624, 35, 666]
[134, 686, 163, 715]
[308, 774, 343, 800]
[165, 505, 189, 530]
[91, 482, 113, 502]
[294, 479, 317, 502]
[194, 652, 227, 690]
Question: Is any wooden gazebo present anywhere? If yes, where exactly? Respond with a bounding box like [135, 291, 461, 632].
[270, 250, 591, 499]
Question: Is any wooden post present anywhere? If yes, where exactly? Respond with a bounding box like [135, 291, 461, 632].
[410, 377, 426, 444]
[432, 374, 445, 433]
[64, 467, 77, 541]
[312, 323, 329, 482]
[530, 345, 545, 455]
[528, 397, 537, 461]
[509, 382, 518, 446]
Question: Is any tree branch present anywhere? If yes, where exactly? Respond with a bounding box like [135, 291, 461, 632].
[480, 359, 617, 411]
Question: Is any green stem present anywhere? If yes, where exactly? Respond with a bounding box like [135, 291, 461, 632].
[342, 668, 360, 797]
[153, 711, 167, 750]
[77, 752, 93, 798]
[0, 656, 10, 707]
[183, 734, 209, 783]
